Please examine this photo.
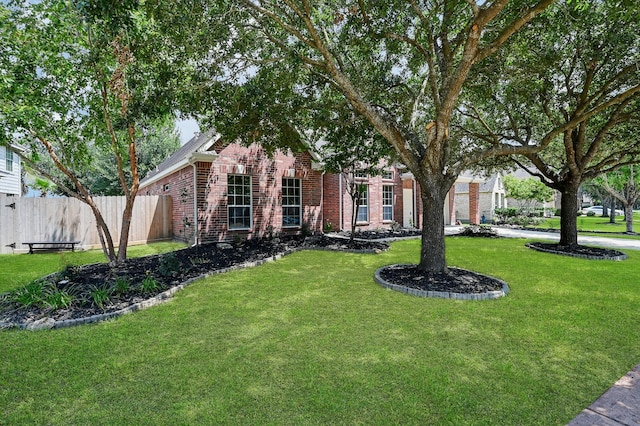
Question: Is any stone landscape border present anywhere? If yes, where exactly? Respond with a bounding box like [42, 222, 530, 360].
[374, 264, 510, 301]
[525, 243, 628, 261]
[2, 243, 389, 331]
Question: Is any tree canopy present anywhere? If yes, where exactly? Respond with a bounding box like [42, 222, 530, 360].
[468, 1, 640, 246]
[150, 0, 556, 273]
[0, 0, 185, 263]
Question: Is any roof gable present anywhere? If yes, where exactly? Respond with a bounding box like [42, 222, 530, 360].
[140, 130, 219, 186]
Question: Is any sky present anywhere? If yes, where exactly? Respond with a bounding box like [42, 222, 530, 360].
[176, 118, 201, 145]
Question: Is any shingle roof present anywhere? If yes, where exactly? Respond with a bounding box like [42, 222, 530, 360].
[140, 130, 219, 185]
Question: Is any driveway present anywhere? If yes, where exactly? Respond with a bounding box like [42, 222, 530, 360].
[444, 226, 640, 251]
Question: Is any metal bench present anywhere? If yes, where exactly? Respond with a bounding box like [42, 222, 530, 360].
[22, 241, 81, 254]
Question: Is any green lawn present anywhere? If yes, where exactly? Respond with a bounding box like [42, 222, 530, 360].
[535, 213, 640, 235]
[2, 238, 639, 425]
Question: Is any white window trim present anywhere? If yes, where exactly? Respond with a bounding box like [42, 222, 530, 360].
[6, 147, 13, 172]
[282, 177, 302, 228]
[356, 184, 369, 223]
[227, 174, 252, 230]
[382, 185, 394, 222]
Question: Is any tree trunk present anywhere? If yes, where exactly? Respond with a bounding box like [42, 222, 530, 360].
[417, 182, 448, 273]
[609, 200, 616, 223]
[559, 183, 580, 247]
[116, 193, 136, 263]
[624, 204, 634, 233]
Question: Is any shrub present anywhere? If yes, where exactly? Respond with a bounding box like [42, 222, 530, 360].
[140, 273, 159, 293]
[10, 280, 46, 308]
[44, 290, 73, 310]
[586, 211, 596, 217]
[113, 276, 130, 294]
[301, 222, 312, 237]
[89, 284, 112, 310]
[158, 252, 181, 277]
[458, 224, 498, 238]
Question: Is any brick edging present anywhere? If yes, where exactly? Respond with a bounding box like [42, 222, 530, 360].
[525, 243, 628, 261]
[374, 264, 509, 301]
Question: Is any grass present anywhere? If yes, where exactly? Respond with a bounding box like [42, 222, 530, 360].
[2, 238, 640, 424]
[535, 213, 640, 236]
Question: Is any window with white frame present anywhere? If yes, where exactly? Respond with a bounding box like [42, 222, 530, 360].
[6, 148, 13, 172]
[383, 170, 393, 180]
[383, 185, 393, 221]
[227, 175, 252, 229]
[282, 177, 301, 227]
[356, 184, 369, 222]
[354, 171, 368, 179]
[0, 147, 7, 171]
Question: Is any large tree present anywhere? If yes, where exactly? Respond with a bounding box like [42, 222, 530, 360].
[0, 1, 181, 264]
[152, 0, 557, 273]
[469, 1, 640, 248]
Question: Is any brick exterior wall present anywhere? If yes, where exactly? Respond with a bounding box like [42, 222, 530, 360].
[142, 166, 196, 242]
[143, 143, 322, 243]
[469, 182, 480, 224]
[323, 168, 404, 231]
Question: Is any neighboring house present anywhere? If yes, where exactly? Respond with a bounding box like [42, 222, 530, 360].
[140, 131, 489, 243]
[0, 144, 24, 197]
[454, 172, 507, 223]
[506, 168, 557, 214]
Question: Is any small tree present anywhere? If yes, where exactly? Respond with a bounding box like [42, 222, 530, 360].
[318, 112, 392, 242]
[503, 175, 553, 215]
[1, 1, 181, 264]
[600, 167, 640, 233]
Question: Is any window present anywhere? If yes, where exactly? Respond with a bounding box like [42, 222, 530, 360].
[356, 184, 369, 222]
[282, 178, 301, 227]
[354, 171, 368, 179]
[383, 185, 393, 221]
[228, 175, 252, 229]
[495, 193, 500, 208]
[5, 148, 12, 172]
[383, 170, 393, 180]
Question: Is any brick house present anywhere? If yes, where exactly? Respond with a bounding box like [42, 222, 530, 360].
[140, 131, 485, 243]
[140, 131, 324, 244]
[454, 173, 508, 223]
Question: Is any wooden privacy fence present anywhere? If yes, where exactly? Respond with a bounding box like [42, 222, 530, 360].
[0, 195, 172, 254]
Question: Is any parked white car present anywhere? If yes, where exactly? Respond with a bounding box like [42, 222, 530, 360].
[582, 205, 624, 216]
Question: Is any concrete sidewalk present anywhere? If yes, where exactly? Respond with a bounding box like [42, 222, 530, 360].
[567, 365, 640, 426]
[444, 226, 640, 425]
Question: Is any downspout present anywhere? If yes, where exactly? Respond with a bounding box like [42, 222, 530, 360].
[339, 173, 343, 231]
[413, 178, 417, 228]
[191, 162, 199, 246]
[320, 171, 325, 233]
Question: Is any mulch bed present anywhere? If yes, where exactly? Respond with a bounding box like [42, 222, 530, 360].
[0, 235, 388, 327]
[526, 242, 627, 260]
[378, 264, 504, 294]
